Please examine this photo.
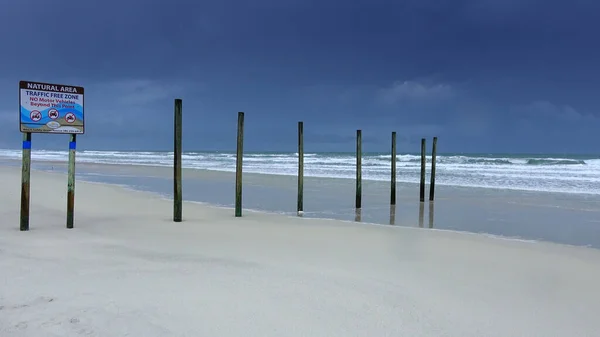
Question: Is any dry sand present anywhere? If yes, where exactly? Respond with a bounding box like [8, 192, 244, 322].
[1, 166, 600, 336]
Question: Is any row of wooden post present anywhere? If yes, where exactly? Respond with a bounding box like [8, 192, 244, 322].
[357, 133, 438, 208]
[297, 129, 439, 214]
[171, 101, 438, 221]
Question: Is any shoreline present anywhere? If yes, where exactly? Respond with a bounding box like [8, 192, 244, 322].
[3, 164, 598, 251]
[3, 159, 600, 248]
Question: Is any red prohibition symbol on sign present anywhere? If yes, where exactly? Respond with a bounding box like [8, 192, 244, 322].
[48, 109, 59, 120]
[65, 112, 76, 123]
[30, 110, 42, 122]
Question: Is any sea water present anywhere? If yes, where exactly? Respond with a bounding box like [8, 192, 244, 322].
[0, 150, 599, 195]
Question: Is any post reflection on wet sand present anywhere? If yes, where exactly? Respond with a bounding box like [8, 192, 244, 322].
[354, 208, 362, 222]
[389, 205, 396, 225]
[418, 201, 435, 228]
[419, 202, 425, 228]
[354, 202, 433, 228]
[428, 201, 434, 228]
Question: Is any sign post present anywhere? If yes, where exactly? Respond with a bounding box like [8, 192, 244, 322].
[66, 134, 77, 229]
[19, 80, 85, 230]
[20, 133, 32, 231]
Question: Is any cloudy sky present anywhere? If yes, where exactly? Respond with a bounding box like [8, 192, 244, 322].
[1, 0, 599, 154]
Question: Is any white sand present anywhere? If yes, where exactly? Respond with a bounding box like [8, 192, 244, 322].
[1, 166, 600, 336]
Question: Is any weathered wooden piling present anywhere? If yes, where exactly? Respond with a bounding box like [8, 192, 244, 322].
[235, 112, 245, 217]
[173, 98, 183, 222]
[420, 138, 426, 202]
[20, 132, 32, 231]
[390, 131, 397, 206]
[429, 136, 438, 201]
[297, 121, 304, 216]
[66, 134, 77, 229]
[355, 129, 362, 209]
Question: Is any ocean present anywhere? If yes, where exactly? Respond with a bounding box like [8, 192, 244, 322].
[0, 149, 598, 195]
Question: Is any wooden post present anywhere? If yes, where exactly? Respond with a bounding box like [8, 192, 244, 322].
[297, 121, 304, 216]
[173, 98, 183, 222]
[419, 138, 426, 202]
[66, 134, 77, 229]
[420, 138, 426, 202]
[390, 131, 396, 206]
[235, 112, 244, 217]
[20, 132, 32, 231]
[429, 136, 438, 202]
[355, 129, 362, 209]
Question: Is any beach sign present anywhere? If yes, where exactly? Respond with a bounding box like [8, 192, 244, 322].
[19, 80, 84, 231]
[19, 80, 85, 134]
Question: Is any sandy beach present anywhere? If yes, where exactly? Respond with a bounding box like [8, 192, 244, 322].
[1, 165, 600, 336]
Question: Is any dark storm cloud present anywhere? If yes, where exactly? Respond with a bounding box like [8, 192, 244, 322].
[1, 0, 599, 153]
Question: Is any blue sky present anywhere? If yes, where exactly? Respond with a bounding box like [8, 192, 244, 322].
[1, 0, 599, 154]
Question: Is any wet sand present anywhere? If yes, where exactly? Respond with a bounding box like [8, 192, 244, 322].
[4, 159, 599, 248]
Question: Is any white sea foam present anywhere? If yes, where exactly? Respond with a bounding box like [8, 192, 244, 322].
[0, 149, 599, 195]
